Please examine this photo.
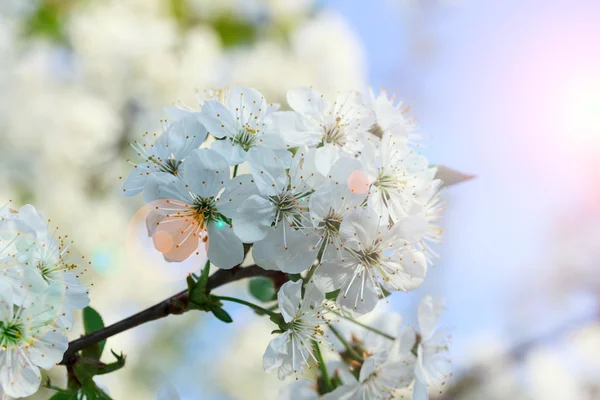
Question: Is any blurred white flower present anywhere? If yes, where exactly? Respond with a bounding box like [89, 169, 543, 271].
[413, 296, 452, 400]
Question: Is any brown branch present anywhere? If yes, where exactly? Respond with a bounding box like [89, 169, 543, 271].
[60, 264, 285, 365]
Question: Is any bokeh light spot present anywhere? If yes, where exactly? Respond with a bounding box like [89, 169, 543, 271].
[347, 170, 370, 194]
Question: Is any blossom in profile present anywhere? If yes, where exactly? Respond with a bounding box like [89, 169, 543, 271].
[263, 281, 331, 380]
[413, 296, 452, 400]
[122, 115, 207, 196]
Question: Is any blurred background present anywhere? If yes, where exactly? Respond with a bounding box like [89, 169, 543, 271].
[1, 0, 599, 399]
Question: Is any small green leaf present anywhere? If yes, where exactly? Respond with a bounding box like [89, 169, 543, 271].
[269, 313, 287, 330]
[325, 289, 340, 300]
[95, 350, 126, 375]
[187, 261, 213, 310]
[210, 306, 233, 323]
[249, 277, 276, 302]
[186, 274, 196, 292]
[82, 307, 105, 359]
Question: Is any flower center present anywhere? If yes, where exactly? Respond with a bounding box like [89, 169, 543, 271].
[161, 158, 182, 175]
[36, 260, 57, 283]
[319, 209, 343, 238]
[323, 117, 347, 147]
[232, 128, 258, 151]
[351, 245, 381, 268]
[0, 320, 24, 349]
[191, 196, 218, 226]
[270, 190, 308, 226]
[374, 169, 404, 192]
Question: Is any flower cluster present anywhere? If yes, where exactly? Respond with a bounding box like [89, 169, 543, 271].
[123, 85, 449, 398]
[277, 295, 452, 400]
[0, 204, 89, 399]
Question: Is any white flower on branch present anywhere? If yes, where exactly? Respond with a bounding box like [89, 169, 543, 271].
[144, 148, 256, 268]
[274, 87, 375, 176]
[413, 296, 452, 400]
[263, 280, 332, 380]
[0, 279, 68, 398]
[314, 207, 428, 316]
[122, 114, 208, 197]
[199, 86, 290, 166]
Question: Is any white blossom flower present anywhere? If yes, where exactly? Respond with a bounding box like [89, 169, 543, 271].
[274, 88, 374, 176]
[0, 279, 69, 398]
[263, 280, 330, 380]
[237, 148, 318, 273]
[324, 335, 415, 400]
[144, 148, 256, 268]
[369, 89, 418, 144]
[413, 296, 452, 400]
[361, 132, 437, 224]
[199, 86, 290, 166]
[314, 207, 427, 316]
[13, 205, 90, 328]
[122, 115, 207, 196]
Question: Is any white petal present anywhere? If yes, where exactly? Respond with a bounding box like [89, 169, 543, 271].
[252, 230, 282, 271]
[412, 379, 430, 400]
[287, 87, 328, 120]
[263, 333, 289, 372]
[418, 296, 445, 341]
[211, 139, 246, 166]
[162, 114, 207, 159]
[199, 100, 236, 139]
[247, 147, 288, 196]
[232, 195, 275, 243]
[277, 280, 302, 323]
[181, 149, 229, 198]
[382, 249, 427, 293]
[0, 352, 41, 398]
[339, 208, 382, 250]
[228, 86, 268, 131]
[271, 111, 322, 147]
[314, 145, 340, 177]
[337, 270, 380, 316]
[29, 331, 68, 369]
[207, 221, 244, 269]
[217, 174, 260, 220]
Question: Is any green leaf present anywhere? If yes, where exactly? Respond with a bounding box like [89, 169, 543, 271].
[187, 261, 213, 310]
[210, 306, 233, 323]
[249, 277, 276, 302]
[95, 350, 126, 375]
[82, 307, 105, 359]
[325, 289, 340, 300]
[49, 392, 78, 400]
[269, 313, 287, 330]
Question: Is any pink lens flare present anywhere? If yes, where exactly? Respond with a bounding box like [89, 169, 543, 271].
[147, 199, 209, 262]
[125, 200, 208, 283]
[347, 170, 370, 194]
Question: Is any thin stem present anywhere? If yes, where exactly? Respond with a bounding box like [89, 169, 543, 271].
[232, 165, 239, 178]
[329, 325, 363, 361]
[313, 341, 333, 392]
[213, 296, 280, 319]
[333, 311, 395, 341]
